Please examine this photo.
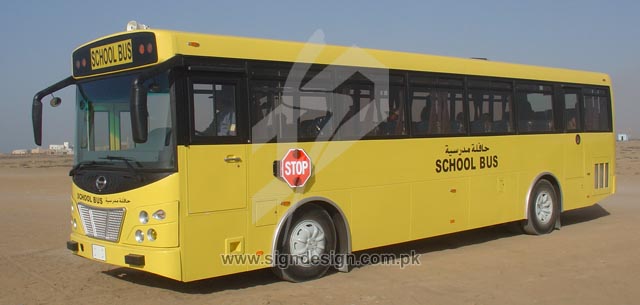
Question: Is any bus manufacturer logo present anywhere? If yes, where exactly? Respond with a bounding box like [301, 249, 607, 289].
[95, 176, 108, 192]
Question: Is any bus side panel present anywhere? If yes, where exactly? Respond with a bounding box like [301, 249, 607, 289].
[563, 132, 615, 211]
[468, 173, 519, 228]
[350, 185, 411, 250]
[181, 210, 248, 281]
[410, 178, 469, 239]
[178, 145, 250, 282]
[563, 132, 588, 211]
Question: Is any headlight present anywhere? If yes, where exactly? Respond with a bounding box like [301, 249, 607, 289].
[139, 211, 149, 224]
[135, 230, 144, 243]
[72, 219, 77, 230]
[147, 229, 157, 241]
[152, 210, 166, 221]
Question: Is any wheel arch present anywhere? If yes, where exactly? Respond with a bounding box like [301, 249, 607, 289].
[524, 172, 563, 221]
[271, 196, 352, 272]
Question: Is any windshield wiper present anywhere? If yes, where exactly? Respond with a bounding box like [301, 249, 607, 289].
[69, 160, 112, 176]
[100, 156, 144, 182]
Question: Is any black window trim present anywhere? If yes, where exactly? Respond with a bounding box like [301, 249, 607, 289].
[175, 55, 613, 144]
[186, 71, 249, 145]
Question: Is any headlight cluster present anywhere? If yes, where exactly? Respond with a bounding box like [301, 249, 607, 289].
[71, 204, 78, 230]
[135, 210, 166, 243]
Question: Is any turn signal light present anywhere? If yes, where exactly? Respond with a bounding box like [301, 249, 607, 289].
[152, 210, 166, 221]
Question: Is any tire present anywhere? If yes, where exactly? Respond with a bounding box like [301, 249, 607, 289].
[274, 206, 336, 282]
[522, 179, 559, 235]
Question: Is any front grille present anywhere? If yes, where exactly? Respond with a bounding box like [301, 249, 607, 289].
[77, 203, 126, 242]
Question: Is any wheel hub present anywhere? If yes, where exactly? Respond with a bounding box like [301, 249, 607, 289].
[535, 191, 553, 224]
[289, 220, 326, 266]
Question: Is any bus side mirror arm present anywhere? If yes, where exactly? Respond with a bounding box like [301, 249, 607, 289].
[32, 76, 76, 146]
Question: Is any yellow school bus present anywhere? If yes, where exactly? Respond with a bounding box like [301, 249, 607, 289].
[32, 22, 615, 282]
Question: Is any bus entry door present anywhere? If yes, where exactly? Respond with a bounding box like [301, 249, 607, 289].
[185, 145, 247, 213]
[186, 77, 248, 213]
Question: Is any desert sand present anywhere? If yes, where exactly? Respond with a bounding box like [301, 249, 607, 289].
[1, 142, 639, 305]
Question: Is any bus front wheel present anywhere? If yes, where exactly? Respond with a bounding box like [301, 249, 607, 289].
[522, 179, 559, 235]
[274, 206, 336, 282]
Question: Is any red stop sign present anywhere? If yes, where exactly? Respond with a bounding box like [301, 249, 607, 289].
[280, 148, 312, 188]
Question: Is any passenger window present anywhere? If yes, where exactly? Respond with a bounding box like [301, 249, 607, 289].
[377, 86, 406, 136]
[250, 81, 294, 142]
[468, 93, 513, 134]
[466, 78, 513, 135]
[583, 90, 611, 132]
[334, 85, 375, 139]
[250, 79, 333, 142]
[298, 94, 332, 140]
[516, 84, 554, 133]
[564, 92, 581, 131]
[411, 88, 464, 136]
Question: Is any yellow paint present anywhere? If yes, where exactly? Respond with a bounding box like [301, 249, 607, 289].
[67, 29, 615, 282]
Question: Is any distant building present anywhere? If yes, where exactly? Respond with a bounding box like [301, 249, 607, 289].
[617, 134, 629, 142]
[49, 142, 73, 155]
[11, 149, 28, 155]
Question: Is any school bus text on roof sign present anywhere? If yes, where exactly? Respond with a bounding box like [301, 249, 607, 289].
[90, 39, 133, 70]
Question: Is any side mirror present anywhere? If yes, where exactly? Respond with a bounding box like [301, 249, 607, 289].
[50, 97, 62, 107]
[131, 79, 148, 143]
[32, 99, 43, 146]
[31, 76, 75, 146]
[129, 55, 180, 144]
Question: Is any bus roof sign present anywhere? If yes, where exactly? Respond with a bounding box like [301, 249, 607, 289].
[72, 32, 158, 77]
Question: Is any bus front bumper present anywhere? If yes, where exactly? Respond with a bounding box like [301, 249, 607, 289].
[67, 233, 182, 281]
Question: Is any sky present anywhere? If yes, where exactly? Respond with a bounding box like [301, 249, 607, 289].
[1, 0, 639, 153]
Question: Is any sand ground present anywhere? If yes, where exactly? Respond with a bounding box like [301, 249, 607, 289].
[1, 142, 639, 305]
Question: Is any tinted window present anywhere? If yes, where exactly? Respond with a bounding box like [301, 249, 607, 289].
[193, 83, 238, 137]
[334, 73, 406, 140]
[411, 88, 465, 136]
[251, 80, 295, 142]
[564, 92, 581, 132]
[250, 79, 333, 142]
[516, 84, 554, 133]
[583, 90, 611, 132]
[468, 92, 513, 134]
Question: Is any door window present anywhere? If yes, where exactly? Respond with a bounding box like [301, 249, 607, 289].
[193, 83, 238, 137]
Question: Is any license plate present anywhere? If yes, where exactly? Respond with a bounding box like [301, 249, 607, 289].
[92, 244, 106, 261]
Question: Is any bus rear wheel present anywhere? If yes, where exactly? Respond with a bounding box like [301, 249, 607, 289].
[274, 206, 336, 282]
[522, 179, 559, 235]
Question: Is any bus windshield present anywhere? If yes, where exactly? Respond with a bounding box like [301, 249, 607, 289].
[74, 72, 174, 171]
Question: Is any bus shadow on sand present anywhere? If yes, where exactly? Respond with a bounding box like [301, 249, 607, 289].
[102, 267, 281, 294]
[103, 203, 609, 293]
[350, 203, 610, 268]
[560, 203, 610, 226]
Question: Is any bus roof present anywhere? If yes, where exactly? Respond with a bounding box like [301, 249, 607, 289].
[73, 29, 610, 86]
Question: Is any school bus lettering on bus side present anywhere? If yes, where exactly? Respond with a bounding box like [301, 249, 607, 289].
[435, 144, 499, 173]
[90, 39, 133, 70]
